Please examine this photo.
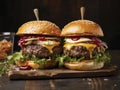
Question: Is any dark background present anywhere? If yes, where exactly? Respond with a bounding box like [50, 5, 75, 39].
[0, 0, 120, 50]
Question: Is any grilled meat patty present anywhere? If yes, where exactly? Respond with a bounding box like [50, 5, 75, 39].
[22, 45, 62, 58]
[64, 46, 89, 59]
[63, 46, 103, 59]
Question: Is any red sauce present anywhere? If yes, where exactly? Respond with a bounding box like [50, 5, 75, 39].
[19, 65, 32, 70]
[18, 35, 46, 47]
[70, 36, 80, 41]
[69, 36, 103, 47]
[39, 36, 45, 41]
[89, 37, 102, 46]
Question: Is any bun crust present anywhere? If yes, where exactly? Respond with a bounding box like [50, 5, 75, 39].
[15, 61, 40, 69]
[64, 60, 104, 70]
[61, 20, 104, 37]
[16, 21, 61, 36]
[27, 61, 40, 69]
[15, 60, 57, 69]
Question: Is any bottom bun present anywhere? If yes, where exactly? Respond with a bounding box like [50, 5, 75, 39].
[15, 60, 57, 69]
[15, 61, 28, 67]
[15, 61, 40, 69]
[64, 60, 104, 70]
[27, 61, 40, 69]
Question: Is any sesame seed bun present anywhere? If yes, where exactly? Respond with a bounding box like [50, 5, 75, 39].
[16, 20, 61, 36]
[61, 20, 103, 37]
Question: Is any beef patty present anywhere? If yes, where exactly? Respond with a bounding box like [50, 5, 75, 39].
[64, 46, 104, 59]
[22, 45, 62, 58]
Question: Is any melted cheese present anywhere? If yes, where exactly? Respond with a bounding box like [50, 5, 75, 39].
[64, 43, 97, 58]
[25, 39, 60, 54]
[43, 44, 59, 53]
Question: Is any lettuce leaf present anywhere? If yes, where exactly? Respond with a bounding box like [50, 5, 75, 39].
[0, 51, 52, 76]
[55, 54, 85, 67]
[93, 52, 111, 63]
[55, 52, 111, 68]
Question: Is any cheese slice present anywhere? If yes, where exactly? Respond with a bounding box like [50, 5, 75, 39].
[64, 43, 97, 58]
[43, 44, 59, 53]
[25, 39, 60, 54]
[42, 40, 60, 53]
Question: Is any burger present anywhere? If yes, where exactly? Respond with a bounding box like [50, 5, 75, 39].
[59, 20, 111, 70]
[8, 20, 62, 70]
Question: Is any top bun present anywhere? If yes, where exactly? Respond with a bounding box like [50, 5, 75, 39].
[16, 20, 61, 36]
[61, 20, 104, 37]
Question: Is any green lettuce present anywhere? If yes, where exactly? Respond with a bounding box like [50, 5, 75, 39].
[55, 52, 111, 68]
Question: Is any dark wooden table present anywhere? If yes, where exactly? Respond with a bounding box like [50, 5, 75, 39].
[0, 50, 120, 90]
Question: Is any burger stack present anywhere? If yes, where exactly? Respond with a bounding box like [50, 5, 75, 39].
[7, 19, 111, 71]
[60, 20, 110, 70]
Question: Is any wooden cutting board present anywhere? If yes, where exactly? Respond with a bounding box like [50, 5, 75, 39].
[8, 65, 118, 80]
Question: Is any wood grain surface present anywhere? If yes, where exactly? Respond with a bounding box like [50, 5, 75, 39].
[8, 65, 118, 80]
[0, 50, 120, 90]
